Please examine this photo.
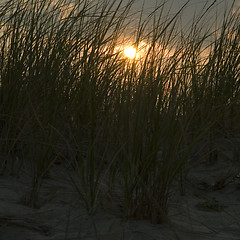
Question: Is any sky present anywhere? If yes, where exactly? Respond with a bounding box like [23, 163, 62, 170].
[0, 0, 239, 36]
[0, 0, 238, 60]
[127, 0, 239, 26]
[129, 0, 239, 15]
[0, 0, 238, 22]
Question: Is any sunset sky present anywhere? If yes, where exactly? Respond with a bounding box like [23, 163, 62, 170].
[1, 0, 238, 23]
[127, 0, 239, 27]
[1, 0, 238, 40]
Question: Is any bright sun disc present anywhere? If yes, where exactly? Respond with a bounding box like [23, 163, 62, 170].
[124, 46, 137, 59]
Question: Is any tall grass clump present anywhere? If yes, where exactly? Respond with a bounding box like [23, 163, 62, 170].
[181, 1, 240, 162]
[0, 0, 239, 223]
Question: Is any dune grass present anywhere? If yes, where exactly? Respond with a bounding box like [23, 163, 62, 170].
[0, 0, 239, 224]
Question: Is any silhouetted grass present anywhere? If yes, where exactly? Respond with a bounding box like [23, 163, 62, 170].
[0, 0, 239, 224]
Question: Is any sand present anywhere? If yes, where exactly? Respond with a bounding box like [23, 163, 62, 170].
[0, 136, 240, 240]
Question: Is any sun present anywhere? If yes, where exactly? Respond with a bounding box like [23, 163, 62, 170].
[124, 46, 137, 59]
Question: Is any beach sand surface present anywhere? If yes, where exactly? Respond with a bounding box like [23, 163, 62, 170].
[0, 137, 240, 240]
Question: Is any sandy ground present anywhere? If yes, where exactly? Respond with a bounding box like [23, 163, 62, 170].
[1, 136, 240, 240]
